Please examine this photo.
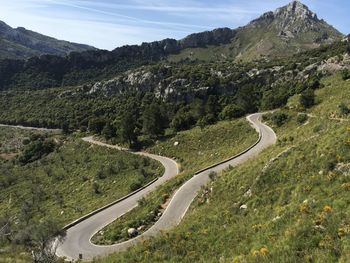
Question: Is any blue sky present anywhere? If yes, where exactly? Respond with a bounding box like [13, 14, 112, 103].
[0, 0, 348, 50]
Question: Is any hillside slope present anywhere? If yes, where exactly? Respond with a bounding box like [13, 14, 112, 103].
[0, 20, 95, 59]
[95, 75, 350, 263]
[0, 1, 343, 91]
[168, 1, 343, 62]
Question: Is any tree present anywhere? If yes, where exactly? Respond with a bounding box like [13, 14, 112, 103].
[271, 112, 288, 127]
[88, 118, 106, 134]
[205, 95, 220, 119]
[219, 104, 245, 120]
[14, 219, 65, 263]
[101, 123, 116, 140]
[60, 122, 70, 135]
[261, 88, 289, 110]
[118, 112, 138, 147]
[142, 103, 165, 137]
[170, 110, 195, 132]
[300, 89, 315, 108]
[19, 139, 56, 165]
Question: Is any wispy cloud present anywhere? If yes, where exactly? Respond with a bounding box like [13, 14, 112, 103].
[45, 0, 211, 30]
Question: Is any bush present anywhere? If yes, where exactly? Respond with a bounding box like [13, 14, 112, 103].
[18, 139, 56, 165]
[219, 105, 245, 120]
[297, 114, 308, 124]
[92, 182, 101, 194]
[271, 112, 288, 127]
[338, 103, 350, 115]
[130, 180, 143, 192]
[300, 89, 315, 108]
[341, 68, 350, 80]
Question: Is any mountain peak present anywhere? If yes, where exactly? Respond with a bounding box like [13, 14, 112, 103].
[274, 0, 318, 20]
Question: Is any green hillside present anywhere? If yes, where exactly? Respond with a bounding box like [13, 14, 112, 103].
[94, 75, 350, 263]
[0, 130, 163, 262]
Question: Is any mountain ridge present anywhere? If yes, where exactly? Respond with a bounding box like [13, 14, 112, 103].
[168, 0, 343, 62]
[0, 20, 96, 59]
[0, 1, 344, 91]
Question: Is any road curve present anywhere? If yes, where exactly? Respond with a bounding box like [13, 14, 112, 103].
[53, 113, 276, 261]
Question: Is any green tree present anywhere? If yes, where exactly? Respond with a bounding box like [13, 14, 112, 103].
[300, 89, 315, 108]
[88, 117, 106, 134]
[170, 109, 195, 132]
[205, 95, 220, 119]
[14, 219, 65, 263]
[118, 112, 138, 147]
[102, 123, 116, 140]
[220, 104, 245, 120]
[271, 112, 288, 127]
[142, 103, 165, 137]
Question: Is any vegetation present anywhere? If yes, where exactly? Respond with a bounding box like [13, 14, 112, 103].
[91, 118, 258, 245]
[0, 13, 349, 262]
[93, 74, 350, 263]
[0, 130, 163, 262]
[300, 89, 316, 109]
[0, 127, 50, 160]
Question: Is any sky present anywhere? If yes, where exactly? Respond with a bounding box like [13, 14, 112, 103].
[0, 0, 348, 50]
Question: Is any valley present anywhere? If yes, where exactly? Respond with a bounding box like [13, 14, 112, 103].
[0, 1, 349, 262]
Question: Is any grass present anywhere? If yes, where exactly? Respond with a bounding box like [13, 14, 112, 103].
[148, 118, 258, 172]
[0, 127, 49, 159]
[94, 74, 350, 262]
[0, 132, 163, 262]
[91, 118, 258, 246]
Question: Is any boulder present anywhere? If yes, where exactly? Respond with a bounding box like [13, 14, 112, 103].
[127, 228, 138, 237]
[240, 204, 248, 210]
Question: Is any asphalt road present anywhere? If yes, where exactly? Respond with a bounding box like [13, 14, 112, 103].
[26, 113, 275, 261]
[0, 124, 61, 133]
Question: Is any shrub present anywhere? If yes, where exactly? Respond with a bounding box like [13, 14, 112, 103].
[341, 68, 350, 80]
[18, 139, 56, 165]
[219, 105, 245, 120]
[271, 112, 288, 127]
[297, 114, 308, 124]
[130, 180, 143, 192]
[300, 89, 315, 108]
[92, 182, 101, 194]
[338, 103, 350, 115]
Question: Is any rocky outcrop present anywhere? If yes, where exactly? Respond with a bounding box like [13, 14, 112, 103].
[248, 1, 342, 40]
[180, 28, 236, 48]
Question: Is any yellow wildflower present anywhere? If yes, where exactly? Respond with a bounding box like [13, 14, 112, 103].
[341, 183, 350, 190]
[252, 250, 260, 257]
[260, 247, 269, 256]
[323, 205, 332, 213]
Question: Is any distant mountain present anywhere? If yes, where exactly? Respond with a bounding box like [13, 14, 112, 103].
[0, 20, 96, 59]
[0, 1, 344, 91]
[169, 1, 343, 62]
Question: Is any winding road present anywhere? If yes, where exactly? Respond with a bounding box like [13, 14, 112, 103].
[55, 113, 276, 261]
[0, 113, 277, 261]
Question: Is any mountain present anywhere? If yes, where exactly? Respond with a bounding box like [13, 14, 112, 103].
[0, 20, 96, 59]
[169, 1, 343, 62]
[0, 1, 344, 91]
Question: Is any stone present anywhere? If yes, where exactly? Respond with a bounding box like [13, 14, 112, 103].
[137, 225, 145, 231]
[127, 228, 138, 237]
[272, 216, 281, 222]
[243, 189, 252, 198]
[240, 204, 248, 210]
